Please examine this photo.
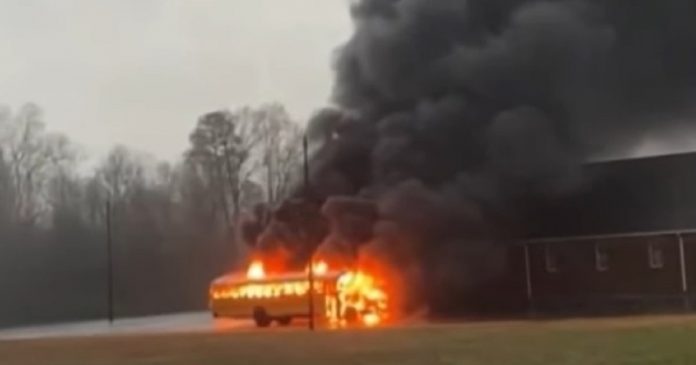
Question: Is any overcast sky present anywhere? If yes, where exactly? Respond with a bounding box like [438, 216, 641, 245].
[0, 0, 352, 162]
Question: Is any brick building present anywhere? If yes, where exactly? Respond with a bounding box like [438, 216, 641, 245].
[520, 152, 696, 314]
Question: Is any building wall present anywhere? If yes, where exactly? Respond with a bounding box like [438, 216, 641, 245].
[684, 235, 696, 298]
[428, 245, 530, 316]
[525, 234, 692, 314]
[519, 152, 696, 315]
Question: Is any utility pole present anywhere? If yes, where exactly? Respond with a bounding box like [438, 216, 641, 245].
[303, 134, 315, 331]
[105, 199, 115, 325]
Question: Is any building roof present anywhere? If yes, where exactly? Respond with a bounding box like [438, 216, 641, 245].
[527, 152, 696, 239]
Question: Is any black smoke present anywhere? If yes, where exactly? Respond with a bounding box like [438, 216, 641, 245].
[245, 0, 696, 314]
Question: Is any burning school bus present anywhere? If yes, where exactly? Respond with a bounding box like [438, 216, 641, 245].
[209, 259, 389, 327]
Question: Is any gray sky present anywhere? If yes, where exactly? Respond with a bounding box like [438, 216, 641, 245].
[0, 0, 352, 162]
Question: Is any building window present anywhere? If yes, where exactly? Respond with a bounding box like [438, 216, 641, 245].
[648, 242, 665, 269]
[545, 244, 558, 273]
[595, 243, 609, 272]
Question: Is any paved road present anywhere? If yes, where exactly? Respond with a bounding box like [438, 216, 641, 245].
[0, 312, 252, 341]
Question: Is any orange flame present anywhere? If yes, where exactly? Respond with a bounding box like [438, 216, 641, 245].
[335, 270, 389, 326]
[224, 257, 390, 327]
[246, 260, 265, 280]
[309, 260, 329, 275]
[362, 312, 381, 327]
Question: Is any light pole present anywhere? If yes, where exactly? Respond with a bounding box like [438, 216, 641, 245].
[105, 199, 115, 325]
[303, 134, 316, 331]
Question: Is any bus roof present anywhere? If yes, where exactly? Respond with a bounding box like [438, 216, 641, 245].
[212, 270, 344, 286]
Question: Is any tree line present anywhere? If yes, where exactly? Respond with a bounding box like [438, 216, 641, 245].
[0, 102, 302, 327]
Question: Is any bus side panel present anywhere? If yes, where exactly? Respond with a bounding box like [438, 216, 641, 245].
[212, 294, 328, 319]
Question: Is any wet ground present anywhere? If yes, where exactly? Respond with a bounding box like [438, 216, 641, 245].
[2, 314, 696, 365]
[0, 312, 252, 340]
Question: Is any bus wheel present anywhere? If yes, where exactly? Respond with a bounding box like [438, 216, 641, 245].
[277, 316, 292, 326]
[253, 307, 272, 328]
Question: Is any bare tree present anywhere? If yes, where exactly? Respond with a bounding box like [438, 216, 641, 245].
[187, 111, 233, 227]
[0, 104, 77, 225]
[186, 110, 260, 227]
[96, 145, 146, 204]
[245, 103, 303, 206]
[176, 159, 220, 228]
[185, 103, 304, 232]
[0, 148, 13, 227]
[47, 169, 84, 227]
[46, 134, 83, 224]
[83, 175, 107, 227]
[0, 103, 243, 326]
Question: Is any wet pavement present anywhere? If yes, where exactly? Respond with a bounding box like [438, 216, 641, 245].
[0, 312, 251, 340]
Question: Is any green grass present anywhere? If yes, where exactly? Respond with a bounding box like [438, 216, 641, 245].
[2, 315, 696, 365]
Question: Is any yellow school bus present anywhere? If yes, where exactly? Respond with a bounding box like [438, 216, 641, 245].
[209, 261, 387, 327]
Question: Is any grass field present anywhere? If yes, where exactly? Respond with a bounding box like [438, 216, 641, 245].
[2, 315, 696, 365]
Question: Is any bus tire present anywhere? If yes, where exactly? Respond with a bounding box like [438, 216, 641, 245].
[277, 316, 292, 326]
[253, 307, 272, 328]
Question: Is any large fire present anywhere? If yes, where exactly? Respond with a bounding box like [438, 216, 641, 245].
[310, 260, 329, 276]
[335, 270, 388, 327]
[246, 261, 266, 280]
[213, 258, 390, 327]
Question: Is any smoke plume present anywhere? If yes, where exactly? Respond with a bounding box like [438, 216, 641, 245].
[245, 0, 696, 314]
